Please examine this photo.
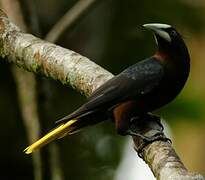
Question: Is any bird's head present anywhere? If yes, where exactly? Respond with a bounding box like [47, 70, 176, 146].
[143, 23, 190, 76]
[143, 23, 187, 54]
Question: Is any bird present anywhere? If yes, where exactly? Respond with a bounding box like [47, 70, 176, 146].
[24, 23, 190, 154]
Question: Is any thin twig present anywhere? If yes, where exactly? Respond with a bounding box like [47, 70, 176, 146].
[45, 0, 98, 43]
[0, 10, 203, 180]
[22, 0, 42, 36]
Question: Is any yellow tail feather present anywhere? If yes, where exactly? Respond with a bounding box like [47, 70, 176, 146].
[24, 119, 77, 154]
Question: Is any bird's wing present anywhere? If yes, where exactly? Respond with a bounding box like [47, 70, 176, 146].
[56, 57, 164, 124]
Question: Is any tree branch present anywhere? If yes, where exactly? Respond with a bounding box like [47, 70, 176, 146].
[137, 141, 203, 180]
[0, 10, 203, 180]
[0, 9, 113, 97]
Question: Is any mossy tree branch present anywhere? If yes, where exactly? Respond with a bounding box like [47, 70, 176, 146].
[0, 9, 113, 97]
[0, 9, 203, 180]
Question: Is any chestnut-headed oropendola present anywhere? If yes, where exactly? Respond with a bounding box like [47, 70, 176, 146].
[24, 23, 190, 154]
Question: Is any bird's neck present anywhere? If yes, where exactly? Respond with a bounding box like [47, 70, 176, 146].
[154, 45, 190, 85]
[154, 45, 190, 69]
[154, 34, 190, 68]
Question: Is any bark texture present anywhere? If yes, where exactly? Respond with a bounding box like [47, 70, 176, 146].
[0, 9, 203, 180]
[0, 11, 113, 96]
[137, 140, 204, 180]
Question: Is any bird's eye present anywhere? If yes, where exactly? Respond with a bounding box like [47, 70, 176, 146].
[170, 30, 177, 36]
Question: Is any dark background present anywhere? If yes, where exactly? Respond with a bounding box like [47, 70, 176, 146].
[0, 0, 205, 179]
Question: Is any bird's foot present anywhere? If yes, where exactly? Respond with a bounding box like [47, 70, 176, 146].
[128, 113, 171, 158]
[130, 113, 164, 131]
[146, 112, 164, 131]
[136, 131, 171, 158]
[126, 129, 156, 141]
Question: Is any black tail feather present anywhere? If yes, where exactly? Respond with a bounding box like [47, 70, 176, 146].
[55, 109, 96, 125]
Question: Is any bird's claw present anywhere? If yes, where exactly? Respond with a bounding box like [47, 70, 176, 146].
[127, 114, 171, 158]
[147, 113, 164, 131]
[126, 129, 156, 141]
[135, 132, 171, 158]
